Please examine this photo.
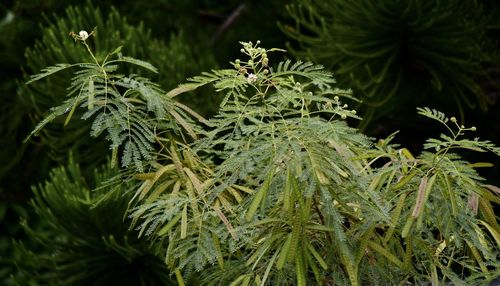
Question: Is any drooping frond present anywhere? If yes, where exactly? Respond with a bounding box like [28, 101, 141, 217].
[417, 107, 500, 156]
[128, 142, 243, 274]
[19, 3, 216, 168]
[25, 63, 75, 84]
[273, 59, 335, 87]
[25, 32, 203, 171]
[359, 112, 500, 284]
[108, 56, 159, 73]
[416, 107, 449, 124]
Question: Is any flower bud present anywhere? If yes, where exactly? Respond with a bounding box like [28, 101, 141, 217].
[450, 117, 457, 123]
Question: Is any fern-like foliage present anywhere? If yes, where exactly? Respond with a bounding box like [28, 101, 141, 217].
[282, 0, 497, 127]
[14, 156, 174, 286]
[132, 42, 392, 286]
[358, 108, 500, 284]
[130, 43, 499, 285]
[27, 38, 499, 285]
[25, 31, 202, 171]
[417, 107, 500, 156]
[129, 142, 237, 276]
[19, 2, 216, 168]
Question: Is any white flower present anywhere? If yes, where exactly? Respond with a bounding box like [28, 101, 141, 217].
[247, 73, 257, 84]
[79, 30, 89, 40]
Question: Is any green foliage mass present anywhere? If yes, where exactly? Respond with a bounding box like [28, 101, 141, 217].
[14, 156, 174, 285]
[282, 0, 497, 127]
[19, 3, 216, 168]
[130, 42, 499, 285]
[7, 2, 500, 285]
[24, 39, 497, 285]
[1, 3, 216, 284]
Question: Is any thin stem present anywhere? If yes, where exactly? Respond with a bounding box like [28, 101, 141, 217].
[82, 40, 110, 113]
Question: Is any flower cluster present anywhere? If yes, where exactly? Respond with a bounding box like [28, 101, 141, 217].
[232, 41, 285, 85]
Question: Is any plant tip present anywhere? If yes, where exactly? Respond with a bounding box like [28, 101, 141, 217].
[79, 30, 89, 40]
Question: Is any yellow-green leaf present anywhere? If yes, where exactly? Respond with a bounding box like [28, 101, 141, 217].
[140, 164, 175, 200]
[283, 168, 292, 212]
[295, 252, 306, 286]
[260, 249, 278, 286]
[440, 174, 457, 216]
[181, 204, 188, 239]
[184, 167, 203, 194]
[431, 265, 439, 286]
[411, 176, 428, 218]
[465, 240, 488, 273]
[227, 187, 243, 203]
[384, 193, 407, 244]
[478, 220, 500, 248]
[158, 211, 182, 236]
[276, 233, 292, 269]
[393, 170, 417, 189]
[367, 241, 403, 268]
[401, 148, 415, 160]
[167, 83, 204, 98]
[245, 171, 274, 221]
[233, 184, 254, 194]
[468, 162, 494, 168]
[87, 79, 94, 109]
[411, 174, 436, 218]
[304, 224, 334, 232]
[307, 242, 328, 270]
[64, 95, 80, 127]
[212, 233, 224, 268]
[175, 269, 186, 286]
[402, 216, 415, 238]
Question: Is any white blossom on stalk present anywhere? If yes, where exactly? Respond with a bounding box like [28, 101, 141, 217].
[247, 73, 257, 84]
[79, 30, 89, 40]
